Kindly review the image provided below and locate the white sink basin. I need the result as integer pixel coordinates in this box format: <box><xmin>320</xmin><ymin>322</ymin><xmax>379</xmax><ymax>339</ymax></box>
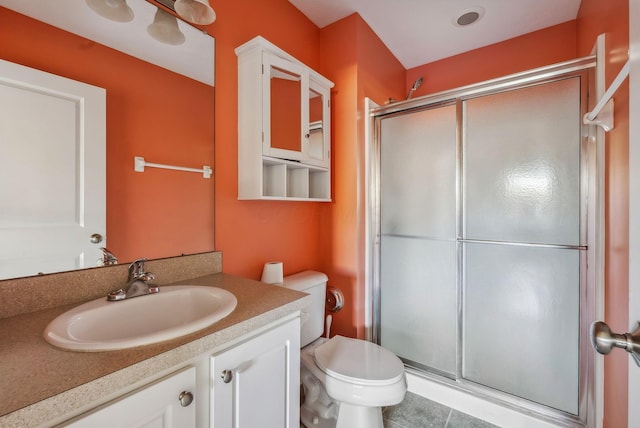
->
<box><xmin>43</xmin><ymin>285</ymin><xmax>237</xmax><ymax>352</ymax></box>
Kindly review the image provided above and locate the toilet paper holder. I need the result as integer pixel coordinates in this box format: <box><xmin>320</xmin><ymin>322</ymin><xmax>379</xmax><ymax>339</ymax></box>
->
<box><xmin>326</xmin><ymin>287</ymin><xmax>344</xmax><ymax>312</ymax></box>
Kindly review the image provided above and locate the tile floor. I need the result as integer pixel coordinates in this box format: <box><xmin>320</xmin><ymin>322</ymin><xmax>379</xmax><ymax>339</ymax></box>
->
<box><xmin>383</xmin><ymin>392</ymin><xmax>499</xmax><ymax>428</ymax></box>
<box><xmin>301</xmin><ymin>391</ymin><xmax>499</xmax><ymax>428</ymax></box>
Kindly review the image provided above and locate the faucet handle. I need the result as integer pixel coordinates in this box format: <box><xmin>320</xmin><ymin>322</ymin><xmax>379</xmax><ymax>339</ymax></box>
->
<box><xmin>128</xmin><ymin>258</ymin><xmax>148</xmax><ymax>280</ymax></box>
<box><xmin>139</xmin><ymin>272</ymin><xmax>156</xmax><ymax>282</ymax></box>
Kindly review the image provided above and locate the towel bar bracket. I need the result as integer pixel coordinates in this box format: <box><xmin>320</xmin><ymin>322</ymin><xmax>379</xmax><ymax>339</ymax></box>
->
<box><xmin>583</xmin><ymin>99</ymin><xmax>614</xmax><ymax>132</ymax></box>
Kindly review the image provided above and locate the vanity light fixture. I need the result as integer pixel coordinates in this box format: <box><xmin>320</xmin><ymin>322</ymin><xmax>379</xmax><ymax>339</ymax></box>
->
<box><xmin>174</xmin><ymin>0</ymin><xmax>216</xmax><ymax>25</ymax></box>
<box><xmin>147</xmin><ymin>8</ymin><xmax>186</xmax><ymax>45</ymax></box>
<box><xmin>85</xmin><ymin>0</ymin><xmax>134</xmax><ymax>22</ymax></box>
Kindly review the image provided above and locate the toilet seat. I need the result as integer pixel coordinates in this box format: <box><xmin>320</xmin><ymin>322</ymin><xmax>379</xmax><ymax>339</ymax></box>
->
<box><xmin>313</xmin><ymin>335</ymin><xmax>405</xmax><ymax>386</ymax></box>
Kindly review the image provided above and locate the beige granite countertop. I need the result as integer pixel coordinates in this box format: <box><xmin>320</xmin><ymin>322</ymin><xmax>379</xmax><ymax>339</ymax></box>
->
<box><xmin>0</xmin><ymin>272</ymin><xmax>308</xmax><ymax>427</ymax></box>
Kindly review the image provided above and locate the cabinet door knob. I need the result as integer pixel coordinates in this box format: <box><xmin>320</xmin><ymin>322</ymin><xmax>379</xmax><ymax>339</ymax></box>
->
<box><xmin>178</xmin><ymin>391</ymin><xmax>194</xmax><ymax>407</ymax></box>
<box><xmin>221</xmin><ymin>369</ymin><xmax>233</xmax><ymax>383</ymax></box>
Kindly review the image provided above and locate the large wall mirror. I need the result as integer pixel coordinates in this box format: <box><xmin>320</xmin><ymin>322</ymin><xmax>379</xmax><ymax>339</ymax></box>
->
<box><xmin>0</xmin><ymin>0</ymin><xmax>216</xmax><ymax>280</ymax></box>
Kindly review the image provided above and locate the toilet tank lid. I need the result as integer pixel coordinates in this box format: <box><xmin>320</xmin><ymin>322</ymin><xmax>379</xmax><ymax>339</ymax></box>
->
<box><xmin>281</xmin><ymin>271</ymin><xmax>328</xmax><ymax>292</ymax></box>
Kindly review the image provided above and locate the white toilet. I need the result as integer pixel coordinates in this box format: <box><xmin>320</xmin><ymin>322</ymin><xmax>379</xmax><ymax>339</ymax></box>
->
<box><xmin>281</xmin><ymin>271</ymin><xmax>406</xmax><ymax>428</ymax></box>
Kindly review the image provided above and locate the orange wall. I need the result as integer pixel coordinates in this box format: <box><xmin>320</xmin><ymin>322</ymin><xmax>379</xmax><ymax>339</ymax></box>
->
<box><xmin>209</xmin><ymin>0</ymin><xmax>326</xmax><ymax>280</ymax></box>
<box><xmin>407</xmin><ymin>20</ymin><xmax>578</xmax><ymax>97</ymax></box>
<box><xmin>577</xmin><ymin>1</ymin><xmax>630</xmax><ymax>427</ymax></box>
<box><xmin>0</xmin><ymin>7</ymin><xmax>215</xmax><ymax>264</ymax></box>
<box><xmin>318</xmin><ymin>14</ymin><xmax>406</xmax><ymax>338</ymax></box>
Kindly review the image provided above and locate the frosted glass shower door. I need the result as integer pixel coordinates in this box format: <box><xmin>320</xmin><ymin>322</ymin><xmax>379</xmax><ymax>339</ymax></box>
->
<box><xmin>379</xmin><ymin>104</ymin><xmax>458</xmax><ymax>376</ymax></box>
<box><xmin>461</xmin><ymin>77</ymin><xmax>583</xmax><ymax>414</ymax></box>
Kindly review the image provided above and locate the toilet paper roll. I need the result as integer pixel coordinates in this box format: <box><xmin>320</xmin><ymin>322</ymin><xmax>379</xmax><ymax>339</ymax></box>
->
<box><xmin>261</xmin><ymin>261</ymin><xmax>283</xmax><ymax>285</ymax></box>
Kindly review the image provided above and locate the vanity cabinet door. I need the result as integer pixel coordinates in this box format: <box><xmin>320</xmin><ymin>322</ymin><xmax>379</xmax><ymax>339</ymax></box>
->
<box><xmin>210</xmin><ymin>318</ymin><xmax>300</xmax><ymax>428</ymax></box>
<box><xmin>65</xmin><ymin>367</ymin><xmax>196</xmax><ymax>428</ymax></box>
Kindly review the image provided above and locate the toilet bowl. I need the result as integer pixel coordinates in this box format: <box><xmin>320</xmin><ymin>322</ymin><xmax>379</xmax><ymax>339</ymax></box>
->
<box><xmin>280</xmin><ymin>271</ymin><xmax>406</xmax><ymax>428</ymax></box>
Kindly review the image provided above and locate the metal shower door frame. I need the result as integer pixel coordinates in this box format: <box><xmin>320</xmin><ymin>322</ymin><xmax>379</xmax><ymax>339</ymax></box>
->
<box><xmin>368</xmin><ymin>56</ymin><xmax>598</xmax><ymax>427</ymax></box>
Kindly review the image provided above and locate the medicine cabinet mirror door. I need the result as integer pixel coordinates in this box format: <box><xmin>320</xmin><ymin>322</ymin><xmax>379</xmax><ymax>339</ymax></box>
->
<box><xmin>306</xmin><ymin>81</ymin><xmax>330</xmax><ymax>168</ymax></box>
<box><xmin>262</xmin><ymin>54</ymin><xmax>308</xmax><ymax>162</ymax></box>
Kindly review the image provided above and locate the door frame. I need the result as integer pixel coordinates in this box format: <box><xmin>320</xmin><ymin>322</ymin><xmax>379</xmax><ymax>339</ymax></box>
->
<box><xmin>628</xmin><ymin>0</ymin><xmax>639</xmax><ymax>424</ymax></box>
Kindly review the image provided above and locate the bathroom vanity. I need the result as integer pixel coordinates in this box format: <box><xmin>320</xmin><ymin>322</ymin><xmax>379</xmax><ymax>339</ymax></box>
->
<box><xmin>0</xmin><ymin>252</ymin><xmax>307</xmax><ymax>428</ymax></box>
<box><xmin>65</xmin><ymin>316</ymin><xmax>299</xmax><ymax>428</ymax></box>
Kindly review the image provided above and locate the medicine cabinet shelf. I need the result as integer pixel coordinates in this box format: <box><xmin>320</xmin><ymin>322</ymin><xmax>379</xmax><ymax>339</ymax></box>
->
<box><xmin>259</xmin><ymin>157</ymin><xmax>330</xmax><ymax>201</ymax></box>
<box><xmin>236</xmin><ymin>36</ymin><xmax>334</xmax><ymax>201</ymax></box>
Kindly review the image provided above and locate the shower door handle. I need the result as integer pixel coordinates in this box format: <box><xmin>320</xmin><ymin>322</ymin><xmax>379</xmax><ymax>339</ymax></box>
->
<box><xmin>590</xmin><ymin>321</ymin><xmax>640</xmax><ymax>367</ymax></box>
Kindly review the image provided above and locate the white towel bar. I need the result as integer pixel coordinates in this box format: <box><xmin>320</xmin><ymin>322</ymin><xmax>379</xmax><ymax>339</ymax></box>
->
<box><xmin>134</xmin><ymin>156</ymin><xmax>212</xmax><ymax>178</ymax></box>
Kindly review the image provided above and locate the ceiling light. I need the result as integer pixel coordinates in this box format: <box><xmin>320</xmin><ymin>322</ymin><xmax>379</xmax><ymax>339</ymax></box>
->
<box><xmin>85</xmin><ymin>0</ymin><xmax>134</xmax><ymax>22</ymax></box>
<box><xmin>147</xmin><ymin>8</ymin><xmax>186</xmax><ymax>45</ymax></box>
<box><xmin>453</xmin><ymin>7</ymin><xmax>485</xmax><ymax>27</ymax></box>
<box><xmin>174</xmin><ymin>0</ymin><xmax>216</xmax><ymax>25</ymax></box>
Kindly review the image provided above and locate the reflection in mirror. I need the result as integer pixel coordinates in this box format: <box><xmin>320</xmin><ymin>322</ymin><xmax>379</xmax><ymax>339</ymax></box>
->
<box><xmin>147</xmin><ymin>8</ymin><xmax>186</xmax><ymax>46</ymax></box>
<box><xmin>308</xmin><ymin>88</ymin><xmax>324</xmax><ymax>162</ymax></box>
<box><xmin>270</xmin><ymin>65</ymin><xmax>303</xmax><ymax>153</ymax></box>
<box><xmin>0</xmin><ymin>0</ymin><xmax>214</xmax><ymax>85</ymax></box>
<box><xmin>0</xmin><ymin>1</ymin><xmax>216</xmax><ymax>281</ymax></box>
<box><xmin>0</xmin><ymin>58</ymin><xmax>106</xmax><ymax>280</ymax></box>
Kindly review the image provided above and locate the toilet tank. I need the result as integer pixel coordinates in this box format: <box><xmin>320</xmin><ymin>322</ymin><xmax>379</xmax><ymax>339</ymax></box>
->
<box><xmin>281</xmin><ymin>271</ymin><xmax>327</xmax><ymax>347</ymax></box>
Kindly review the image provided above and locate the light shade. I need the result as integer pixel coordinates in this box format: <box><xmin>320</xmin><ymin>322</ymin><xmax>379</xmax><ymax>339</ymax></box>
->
<box><xmin>174</xmin><ymin>0</ymin><xmax>216</xmax><ymax>25</ymax></box>
<box><xmin>147</xmin><ymin>8</ymin><xmax>186</xmax><ymax>45</ymax></box>
<box><xmin>85</xmin><ymin>0</ymin><xmax>134</xmax><ymax>22</ymax></box>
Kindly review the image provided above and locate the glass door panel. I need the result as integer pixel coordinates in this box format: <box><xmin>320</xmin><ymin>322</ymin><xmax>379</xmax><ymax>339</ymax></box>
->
<box><xmin>460</xmin><ymin>77</ymin><xmax>585</xmax><ymax>416</ymax></box>
<box><xmin>463</xmin><ymin>78</ymin><xmax>582</xmax><ymax>246</ymax></box>
<box><xmin>381</xmin><ymin>236</ymin><xmax>457</xmax><ymax>375</ymax></box>
<box><xmin>380</xmin><ymin>105</ymin><xmax>457</xmax><ymax>238</ymax></box>
<box><xmin>379</xmin><ymin>104</ymin><xmax>457</xmax><ymax>375</ymax></box>
<box><xmin>462</xmin><ymin>242</ymin><xmax>581</xmax><ymax>414</ymax></box>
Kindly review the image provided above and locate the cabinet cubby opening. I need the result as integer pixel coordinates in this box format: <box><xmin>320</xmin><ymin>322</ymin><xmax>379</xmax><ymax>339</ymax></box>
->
<box><xmin>262</xmin><ymin>162</ymin><xmax>286</xmax><ymax>197</ymax></box>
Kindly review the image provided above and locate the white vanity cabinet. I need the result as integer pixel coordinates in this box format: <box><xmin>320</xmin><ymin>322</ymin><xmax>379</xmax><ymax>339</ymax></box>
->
<box><xmin>58</xmin><ymin>316</ymin><xmax>300</xmax><ymax>428</ymax></box>
<box><xmin>210</xmin><ymin>317</ymin><xmax>300</xmax><ymax>428</ymax></box>
<box><xmin>65</xmin><ymin>367</ymin><xmax>197</xmax><ymax>427</ymax></box>
<box><xmin>236</xmin><ymin>36</ymin><xmax>334</xmax><ymax>201</ymax></box>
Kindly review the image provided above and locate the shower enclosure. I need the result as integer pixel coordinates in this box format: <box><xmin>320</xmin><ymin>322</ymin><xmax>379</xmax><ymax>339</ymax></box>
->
<box><xmin>370</xmin><ymin>57</ymin><xmax>598</xmax><ymax>426</ymax></box>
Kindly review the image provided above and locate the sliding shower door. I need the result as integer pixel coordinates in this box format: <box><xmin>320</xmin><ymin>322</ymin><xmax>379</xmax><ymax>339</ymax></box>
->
<box><xmin>374</xmin><ymin>67</ymin><xmax>593</xmax><ymax>424</ymax></box>
<box><xmin>379</xmin><ymin>103</ymin><xmax>458</xmax><ymax>377</ymax></box>
<box><xmin>461</xmin><ymin>78</ymin><xmax>583</xmax><ymax>414</ymax></box>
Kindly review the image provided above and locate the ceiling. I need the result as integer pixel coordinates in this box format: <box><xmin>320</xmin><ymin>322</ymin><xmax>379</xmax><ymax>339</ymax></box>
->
<box><xmin>288</xmin><ymin>0</ymin><xmax>582</xmax><ymax>69</ymax></box>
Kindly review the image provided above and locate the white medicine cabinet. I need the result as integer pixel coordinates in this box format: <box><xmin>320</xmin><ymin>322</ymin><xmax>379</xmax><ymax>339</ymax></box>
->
<box><xmin>236</xmin><ymin>36</ymin><xmax>334</xmax><ymax>201</ymax></box>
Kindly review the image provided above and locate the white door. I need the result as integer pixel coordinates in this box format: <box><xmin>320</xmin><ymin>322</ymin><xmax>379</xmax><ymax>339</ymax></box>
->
<box><xmin>0</xmin><ymin>59</ymin><xmax>106</xmax><ymax>279</ymax></box>
<box><xmin>628</xmin><ymin>0</ymin><xmax>640</xmax><ymax>423</ymax></box>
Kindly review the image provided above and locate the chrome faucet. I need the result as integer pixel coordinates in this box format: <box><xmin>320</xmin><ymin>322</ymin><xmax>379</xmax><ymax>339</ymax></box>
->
<box><xmin>99</xmin><ymin>247</ymin><xmax>119</xmax><ymax>266</ymax></box>
<box><xmin>107</xmin><ymin>258</ymin><xmax>159</xmax><ymax>301</ymax></box>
